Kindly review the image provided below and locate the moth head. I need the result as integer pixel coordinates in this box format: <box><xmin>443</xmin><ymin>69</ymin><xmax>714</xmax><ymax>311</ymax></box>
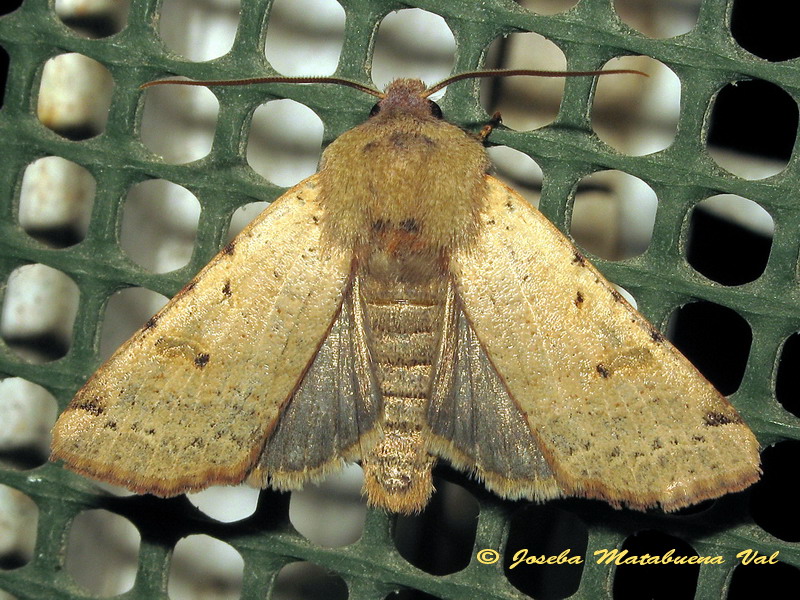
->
<box><xmin>368</xmin><ymin>79</ymin><xmax>443</xmax><ymax>121</ymax></box>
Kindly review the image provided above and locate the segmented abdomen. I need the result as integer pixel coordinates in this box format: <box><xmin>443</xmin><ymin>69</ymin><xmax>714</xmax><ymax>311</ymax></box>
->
<box><xmin>358</xmin><ymin>249</ymin><xmax>447</xmax><ymax>512</ymax></box>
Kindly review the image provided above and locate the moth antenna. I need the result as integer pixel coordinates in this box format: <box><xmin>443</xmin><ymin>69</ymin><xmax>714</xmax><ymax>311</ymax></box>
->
<box><xmin>140</xmin><ymin>76</ymin><xmax>385</xmax><ymax>98</ymax></box>
<box><xmin>422</xmin><ymin>68</ymin><xmax>648</xmax><ymax>98</ymax></box>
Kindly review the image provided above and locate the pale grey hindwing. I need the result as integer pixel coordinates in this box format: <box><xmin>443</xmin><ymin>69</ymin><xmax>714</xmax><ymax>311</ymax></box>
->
<box><xmin>256</xmin><ymin>280</ymin><xmax>381</xmax><ymax>474</ymax></box>
<box><xmin>427</xmin><ymin>283</ymin><xmax>555</xmax><ymax>482</ymax></box>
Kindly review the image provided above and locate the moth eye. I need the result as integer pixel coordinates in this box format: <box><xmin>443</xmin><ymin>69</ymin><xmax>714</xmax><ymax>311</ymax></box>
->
<box><xmin>369</xmin><ymin>103</ymin><xmax>381</xmax><ymax>117</ymax></box>
<box><xmin>428</xmin><ymin>100</ymin><xmax>443</xmax><ymax>119</ymax></box>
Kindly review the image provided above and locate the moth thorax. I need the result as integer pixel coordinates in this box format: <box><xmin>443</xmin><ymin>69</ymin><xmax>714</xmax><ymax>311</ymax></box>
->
<box><xmin>318</xmin><ymin>115</ymin><xmax>489</xmax><ymax>251</ymax></box>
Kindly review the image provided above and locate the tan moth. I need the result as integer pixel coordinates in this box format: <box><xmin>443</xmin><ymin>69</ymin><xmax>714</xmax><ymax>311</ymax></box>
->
<box><xmin>51</xmin><ymin>70</ymin><xmax>761</xmax><ymax>513</ymax></box>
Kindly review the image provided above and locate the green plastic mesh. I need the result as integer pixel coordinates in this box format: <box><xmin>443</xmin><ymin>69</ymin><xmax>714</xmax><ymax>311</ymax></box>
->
<box><xmin>1</xmin><ymin>0</ymin><xmax>800</xmax><ymax>598</ymax></box>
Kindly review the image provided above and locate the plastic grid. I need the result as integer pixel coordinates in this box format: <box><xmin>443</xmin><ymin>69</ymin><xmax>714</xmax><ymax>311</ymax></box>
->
<box><xmin>1</xmin><ymin>0</ymin><xmax>800</xmax><ymax>598</ymax></box>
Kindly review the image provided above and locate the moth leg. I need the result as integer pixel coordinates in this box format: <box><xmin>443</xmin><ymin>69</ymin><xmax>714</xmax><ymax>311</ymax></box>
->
<box><xmin>477</xmin><ymin>112</ymin><xmax>503</xmax><ymax>142</ymax></box>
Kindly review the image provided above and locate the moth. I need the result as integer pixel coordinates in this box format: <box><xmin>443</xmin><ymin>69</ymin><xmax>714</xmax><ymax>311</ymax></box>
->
<box><xmin>51</xmin><ymin>70</ymin><xmax>761</xmax><ymax>513</ymax></box>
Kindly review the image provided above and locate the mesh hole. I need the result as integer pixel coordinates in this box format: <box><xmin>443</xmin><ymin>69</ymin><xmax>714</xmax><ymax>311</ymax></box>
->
<box><xmin>1</xmin><ymin>264</ymin><xmax>80</xmax><ymax>363</ymax></box>
<box><xmin>707</xmin><ymin>79</ymin><xmax>797</xmax><ymax>179</ymax></box>
<box><xmin>100</xmin><ymin>287</ymin><xmax>168</xmax><ymax>361</ymax></box>
<box><xmin>371</xmin><ymin>9</ymin><xmax>455</xmax><ymax>90</ymax></box>
<box><xmin>0</xmin><ymin>1</ymin><xmax>22</xmax><ymax>17</ymax></box>
<box><xmin>503</xmin><ymin>506</ymin><xmax>587</xmax><ymax>600</ymax></box>
<box><xmin>18</xmin><ymin>156</ymin><xmax>95</xmax><ymax>248</ymax></box>
<box><xmin>0</xmin><ymin>378</ymin><xmax>57</xmax><ymax>467</ymax></box>
<box><xmin>247</xmin><ymin>99</ymin><xmax>323</xmax><ymax>187</ymax></box>
<box><xmin>65</xmin><ymin>509</ymin><xmax>139</xmax><ymax>595</ymax></box>
<box><xmin>519</xmin><ymin>1</ymin><xmax>579</xmax><ymax>16</ymax></box>
<box><xmin>37</xmin><ymin>53</ymin><xmax>112</xmax><ymax>139</ymax></box>
<box><xmin>289</xmin><ymin>465</ymin><xmax>365</xmax><ymax>548</ymax></box>
<box><xmin>264</xmin><ymin>0</ymin><xmax>345</xmax><ymax>76</ymax></box>
<box><xmin>0</xmin><ymin>485</ymin><xmax>37</xmax><ymax>569</ymax></box>
<box><xmin>685</xmin><ymin>195</ymin><xmax>773</xmax><ymax>286</ymax></box>
<box><xmin>729</xmin><ymin>557</ymin><xmax>800</xmax><ymax>598</ymax></box>
<box><xmin>227</xmin><ymin>201</ymin><xmax>270</xmax><ymax>242</ymax></box>
<box><xmin>481</xmin><ymin>31</ymin><xmax>566</xmax><ymax>132</ymax></box>
<box><xmin>571</xmin><ymin>170</ymin><xmax>657</xmax><ymax>260</ymax></box>
<box><xmin>120</xmin><ymin>179</ymin><xmax>201</xmax><ymax>273</ymax></box>
<box><xmin>158</xmin><ymin>0</ymin><xmax>239</xmax><ymax>62</ymax></box>
<box><xmin>55</xmin><ymin>0</ymin><xmax>130</xmax><ymax>39</ymax></box>
<box><xmin>776</xmin><ymin>333</ymin><xmax>800</xmax><ymax>419</ymax></box>
<box><xmin>593</xmin><ymin>57</ymin><xmax>679</xmax><ymax>156</ymax></box>
<box><xmin>731</xmin><ymin>0</ymin><xmax>800</xmax><ymax>62</ymax></box>
<box><xmin>141</xmin><ymin>83</ymin><xmax>218</xmax><ymax>164</ymax></box>
<box><xmin>614</xmin><ymin>0</ymin><xmax>701</xmax><ymax>38</ymax></box>
<box><xmin>487</xmin><ymin>146</ymin><xmax>542</xmax><ymax>209</ymax></box>
<box><xmin>187</xmin><ymin>485</ymin><xmax>260</xmax><ymax>523</ymax></box>
<box><xmin>612</xmin><ymin>531</ymin><xmax>699</xmax><ymax>599</ymax></box>
<box><xmin>613</xmin><ymin>284</ymin><xmax>638</xmax><ymax>309</ymax></box>
<box><xmin>168</xmin><ymin>535</ymin><xmax>243</xmax><ymax>600</ymax></box>
<box><xmin>393</xmin><ymin>477</ymin><xmax>479</xmax><ymax>575</ymax></box>
<box><xmin>272</xmin><ymin>561</ymin><xmax>348</xmax><ymax>600</ymax></box>
<box><xmin>667</xmin><ymin>301</ymin><xmax>752</xmax><ymax>395</ymax></box>
<box><xmin>750</xmin><ymin>440</ymin><xmax>800</xmax><ymax>542</ymax></box>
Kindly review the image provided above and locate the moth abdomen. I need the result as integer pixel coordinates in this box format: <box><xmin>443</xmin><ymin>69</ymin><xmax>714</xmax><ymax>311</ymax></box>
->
<box><xmin>358</xmin><ymin>243</ymin><xmax>448</xmax><ymax>513</ymax></box>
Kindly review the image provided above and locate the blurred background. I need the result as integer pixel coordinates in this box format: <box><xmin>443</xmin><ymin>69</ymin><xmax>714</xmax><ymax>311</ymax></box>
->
<box><xmin>2</xmin><ymin>1</ymin><xmax>798</xmax><ymax>599</ymax></box>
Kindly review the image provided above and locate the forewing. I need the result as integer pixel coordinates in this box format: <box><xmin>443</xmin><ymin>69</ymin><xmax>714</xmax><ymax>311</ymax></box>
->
<box><xmin>450</xmin><ymin>176</ymin><xmax>760</xmax><ymax>511</ymax></box>
<box><xmin>249</xmin><ymin>279</ymin><xmax>381</xmax><ymax>489</ymax></box>
<box><xmin>51</xmin><ymin>176</ymin><xmax>354</xmax><ymax>496</ymax></box>
<box><xmin>428</xmin><ymin>282</ymin><xmax>561</xmax><ymax>502</ymax></box>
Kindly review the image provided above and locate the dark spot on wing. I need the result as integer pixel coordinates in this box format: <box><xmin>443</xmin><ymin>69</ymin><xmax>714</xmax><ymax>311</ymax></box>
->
<box><xmin>312</xmin><ymin>215</ymin><xmax>319</xmax><ymax>224</ymax></box>
<box><xmin>650</xmin><ymin>327</ymin><xmax>665</xmax><ymax>343</ymax></box>
<box><xmin>74</xmin><ymin>400</ymin><xmax>104</xmax><ymax>416</ymax></box>
<box><xmin>194</xmin><ymin>353</ymin><xmax>210</xmax><ymax>368</ymax></box>
<box><xmin>704</xmin><ymin>411</ymin><xmax>741</xmax><ymax>426</ymax></box>
<box><xmin>572</xmin><ymin>251</ymin><xmax>586</xmax><ymax>266</ymax></box>
<box><xmin>222</xmin><ymin>280</ymin><xmax>232</xmax><ymax>298</ymax></box>
<box><xmin>574</xmin><ymin>291</ymin><xmax>584</xmax><ymax>307</ymax></box>
<box><xmin>144</xmin><ymin>315</ymin><xmax>158</xmax><ymax>330</ymax></box>
<box><xmin>596</xmin><ymin>363</ymin><xmax>610</xmax><ymax>378</ymax></box>
<box><xmin>103</xmin><ymin>420</ymin><xmax>117</xmax><ymax>430</ymax></box>
<box><xmin>184</xmin><ymin>281</ymin><xmax>196</xmax><ymax>293</ymax></box>
<box><xmin>362</xmin><ymin>140</ymin><xmax>379</xmax><ymax>153</ymax></box>
<box><xmin>222</xmin><ymin>241</ymin><xmax>236</xmax><ymax>255</ymax></box>
<box><xmin>372</xmin><ymin>219</ymin><xmax>387</xmax><ymax>232</ymax></box>
<box><xmin>610</xmin><ymin>288</ymin><xmax>624</xmax><ymax>303</ymax></box>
